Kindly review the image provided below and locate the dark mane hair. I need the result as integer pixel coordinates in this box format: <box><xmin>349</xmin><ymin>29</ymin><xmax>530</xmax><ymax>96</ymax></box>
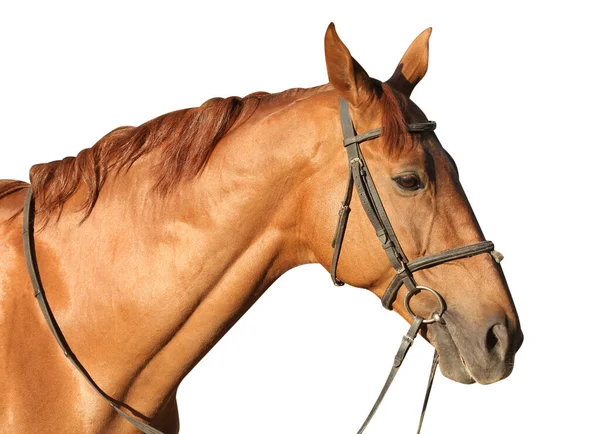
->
<box><xmin>22</xmin><ymin>82</ymin><xmax>410</xmax><ymax>222</ymax></box>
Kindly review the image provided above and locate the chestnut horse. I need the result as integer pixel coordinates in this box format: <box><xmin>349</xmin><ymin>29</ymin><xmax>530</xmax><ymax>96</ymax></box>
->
<box><xmin>0</xmin><ymin>24</ymin><xmax>522</xmax><ymax>433</ymax></box>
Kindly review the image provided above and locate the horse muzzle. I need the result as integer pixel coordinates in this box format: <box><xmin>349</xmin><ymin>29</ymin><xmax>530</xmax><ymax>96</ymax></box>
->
<box><xmin>429</xmin><ymin>310</ymin><xmax>524</xmax><ymax>385</ymax></box>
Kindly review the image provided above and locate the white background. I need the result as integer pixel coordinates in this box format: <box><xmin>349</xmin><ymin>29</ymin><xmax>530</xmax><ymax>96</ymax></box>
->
<box><xmin>1</xmin><ymin>1</ymin><xmax>598</xmax><ymax>433</ymax></box>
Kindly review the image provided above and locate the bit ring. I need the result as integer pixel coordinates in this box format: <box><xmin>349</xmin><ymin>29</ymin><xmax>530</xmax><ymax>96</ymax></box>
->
<box><xmin>404</xmin><ymin>285</ymin><xmax>446</xmax><ymax>324</ymax></box>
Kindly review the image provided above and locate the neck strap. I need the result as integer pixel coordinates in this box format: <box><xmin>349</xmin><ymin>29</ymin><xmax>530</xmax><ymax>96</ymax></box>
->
<box><xmin>22</xmin><ymin>189</ymin><xmax>165</xmax><ymax>434</ymax></box>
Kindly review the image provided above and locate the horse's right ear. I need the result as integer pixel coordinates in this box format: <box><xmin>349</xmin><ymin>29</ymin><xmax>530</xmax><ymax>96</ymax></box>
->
<box><xmin>324</xmin><ymin>23</ymin><xmax>375</xmax><ymax>107</ymax></box>
<box><xmin>386</xmin><ymin>28</ymin><xmax>432</xmax><ymax>96</ymax></box>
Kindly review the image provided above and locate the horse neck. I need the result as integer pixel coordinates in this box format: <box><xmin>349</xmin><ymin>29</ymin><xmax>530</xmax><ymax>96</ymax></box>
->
<box><xmin>31</xmin><ymin>91</ymin><xmax>332</xmax><ymax>415</ymax></box>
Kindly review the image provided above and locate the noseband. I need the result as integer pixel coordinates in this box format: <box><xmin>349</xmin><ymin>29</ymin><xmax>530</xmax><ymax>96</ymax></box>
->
<box><xmin>331</xmin><ymin>98</ymin><xmax>501</xmax><ymax>433</ymax></box>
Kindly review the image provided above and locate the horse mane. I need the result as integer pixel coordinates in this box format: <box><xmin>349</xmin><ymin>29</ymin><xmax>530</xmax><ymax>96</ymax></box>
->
<box><xmin>0</xmin><ymin>180</ymin><xmax>29</xmax><ymax>201</ymax></box>
<box><xmin>26</xmin><ymin>82</ymin><xmax>409</xmax><ymax>222</ymax></box>
<box><xmin>29</xmin><ymin>92</ymin><xmax>271</xmax><ymax>221</ymax></box>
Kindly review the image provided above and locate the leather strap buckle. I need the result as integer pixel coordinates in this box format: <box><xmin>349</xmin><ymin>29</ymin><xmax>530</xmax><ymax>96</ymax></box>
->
<box><xmin>395</xmin><ymin>261</ymin><xmax>406</xmax><ymax>275</ymax></box>
<box><xmin>338</xmin><ymin>204</ymin><xmax>349</xmax><ymax>216</ymax></box>
<box><xmin>349</xmin><ymin>157</ymin><xmax>363</xmax><ymax>167</ymax></box>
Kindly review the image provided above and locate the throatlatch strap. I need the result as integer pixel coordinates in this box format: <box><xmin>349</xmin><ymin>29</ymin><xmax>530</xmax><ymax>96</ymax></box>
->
<box><xmin>22</xmin><ymin>189</ymin><xmax>165</xmax><ymax>434</ymax></box>
<box><xmin>331</xmin><ymin>170</ymin><xmax>355</xmax><ymax>285</ymax></box>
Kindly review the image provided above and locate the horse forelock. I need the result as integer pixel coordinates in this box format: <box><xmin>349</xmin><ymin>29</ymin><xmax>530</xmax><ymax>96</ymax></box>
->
<box><xmin>377</xmin><ymin>82</ymin><xmax>417</xmax><ymax>157</ymax></box>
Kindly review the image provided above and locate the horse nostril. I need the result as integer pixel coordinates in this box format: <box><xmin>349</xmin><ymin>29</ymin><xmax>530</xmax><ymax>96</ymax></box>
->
<box><xmin>485</xmin><ymin>325</ymin><xmax>500</xmax><ymax>353</ymax></box>
<box><xmin>485</xmin><ymin>323</ymin><xmax>509</xmax><ymax>356</ymax></box>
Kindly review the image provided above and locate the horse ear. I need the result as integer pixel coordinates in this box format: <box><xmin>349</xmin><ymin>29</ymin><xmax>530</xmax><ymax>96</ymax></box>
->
<box><xmin>324</xmin><ymin>23</ymin><xmax>374</xmax><ymax>107</ymax></box>
<box><xmin>386</xmin><ymin>28</ymin><xmax>432</xmax><ymax>96</ymax></box>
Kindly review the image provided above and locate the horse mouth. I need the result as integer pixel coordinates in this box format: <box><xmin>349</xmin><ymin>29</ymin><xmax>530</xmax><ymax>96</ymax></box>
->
<box><xmin>428</xmin><ymin>315</ymin><xmax>515</xmax><ymax>385</ymax></box>
<box><xmin>429</xmin><ymin>323</ymin><xmax>476</xmax><ymax>384</ymax></box>
<box><xmin>459</xmin><ymin>355</ymin><xmax>476</xmax><ymax>380</ymax></box>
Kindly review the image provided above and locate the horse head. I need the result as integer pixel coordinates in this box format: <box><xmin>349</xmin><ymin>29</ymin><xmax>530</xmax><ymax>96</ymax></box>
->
<box><xmin>304</xmin><ymin>24</ymin><xmax>523</xmax><ymax>385</ymax></box>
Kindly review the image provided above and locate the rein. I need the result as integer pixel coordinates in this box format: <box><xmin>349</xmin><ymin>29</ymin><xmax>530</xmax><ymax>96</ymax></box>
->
<box><xmin>22</xmin><ymin>97</ymin><xmax>502</xmax><ymax>433</ymax></box>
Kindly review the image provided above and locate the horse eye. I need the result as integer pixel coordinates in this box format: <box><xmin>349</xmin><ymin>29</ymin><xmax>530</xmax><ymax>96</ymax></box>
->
<box><xmin>394</xmin><ymin>173</ymin><xmax>422</xmax><ymax>191</ymax></box>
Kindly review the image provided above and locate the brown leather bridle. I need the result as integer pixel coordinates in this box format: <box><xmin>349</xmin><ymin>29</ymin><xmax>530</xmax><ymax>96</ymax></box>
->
<box><xmin>331</xmin><ymin>97</ymin><xmax>502</xmax><ymax>433</ymax></box>
<box><xmin>22</xmin><ymin>97</ymin><xmax>502</xmax><ymax>434</ymax></box>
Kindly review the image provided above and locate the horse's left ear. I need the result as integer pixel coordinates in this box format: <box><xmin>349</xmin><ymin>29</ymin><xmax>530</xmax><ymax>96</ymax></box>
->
<box><xmin>324</xmin><ymin>23</ymin><xmax>375</xmax><ymax>107</ymax></box>
<box><xmin>387</xmin><ymin>28</ymin><xmax>432</xmax><ymax>96</ymax></box>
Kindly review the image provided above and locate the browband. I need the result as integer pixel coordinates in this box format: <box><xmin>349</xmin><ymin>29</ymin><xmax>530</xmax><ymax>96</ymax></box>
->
<box><xmin>343</xmin><ymin>122</ymin><xmax>436</xmax><ymax>147</ymax></box>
